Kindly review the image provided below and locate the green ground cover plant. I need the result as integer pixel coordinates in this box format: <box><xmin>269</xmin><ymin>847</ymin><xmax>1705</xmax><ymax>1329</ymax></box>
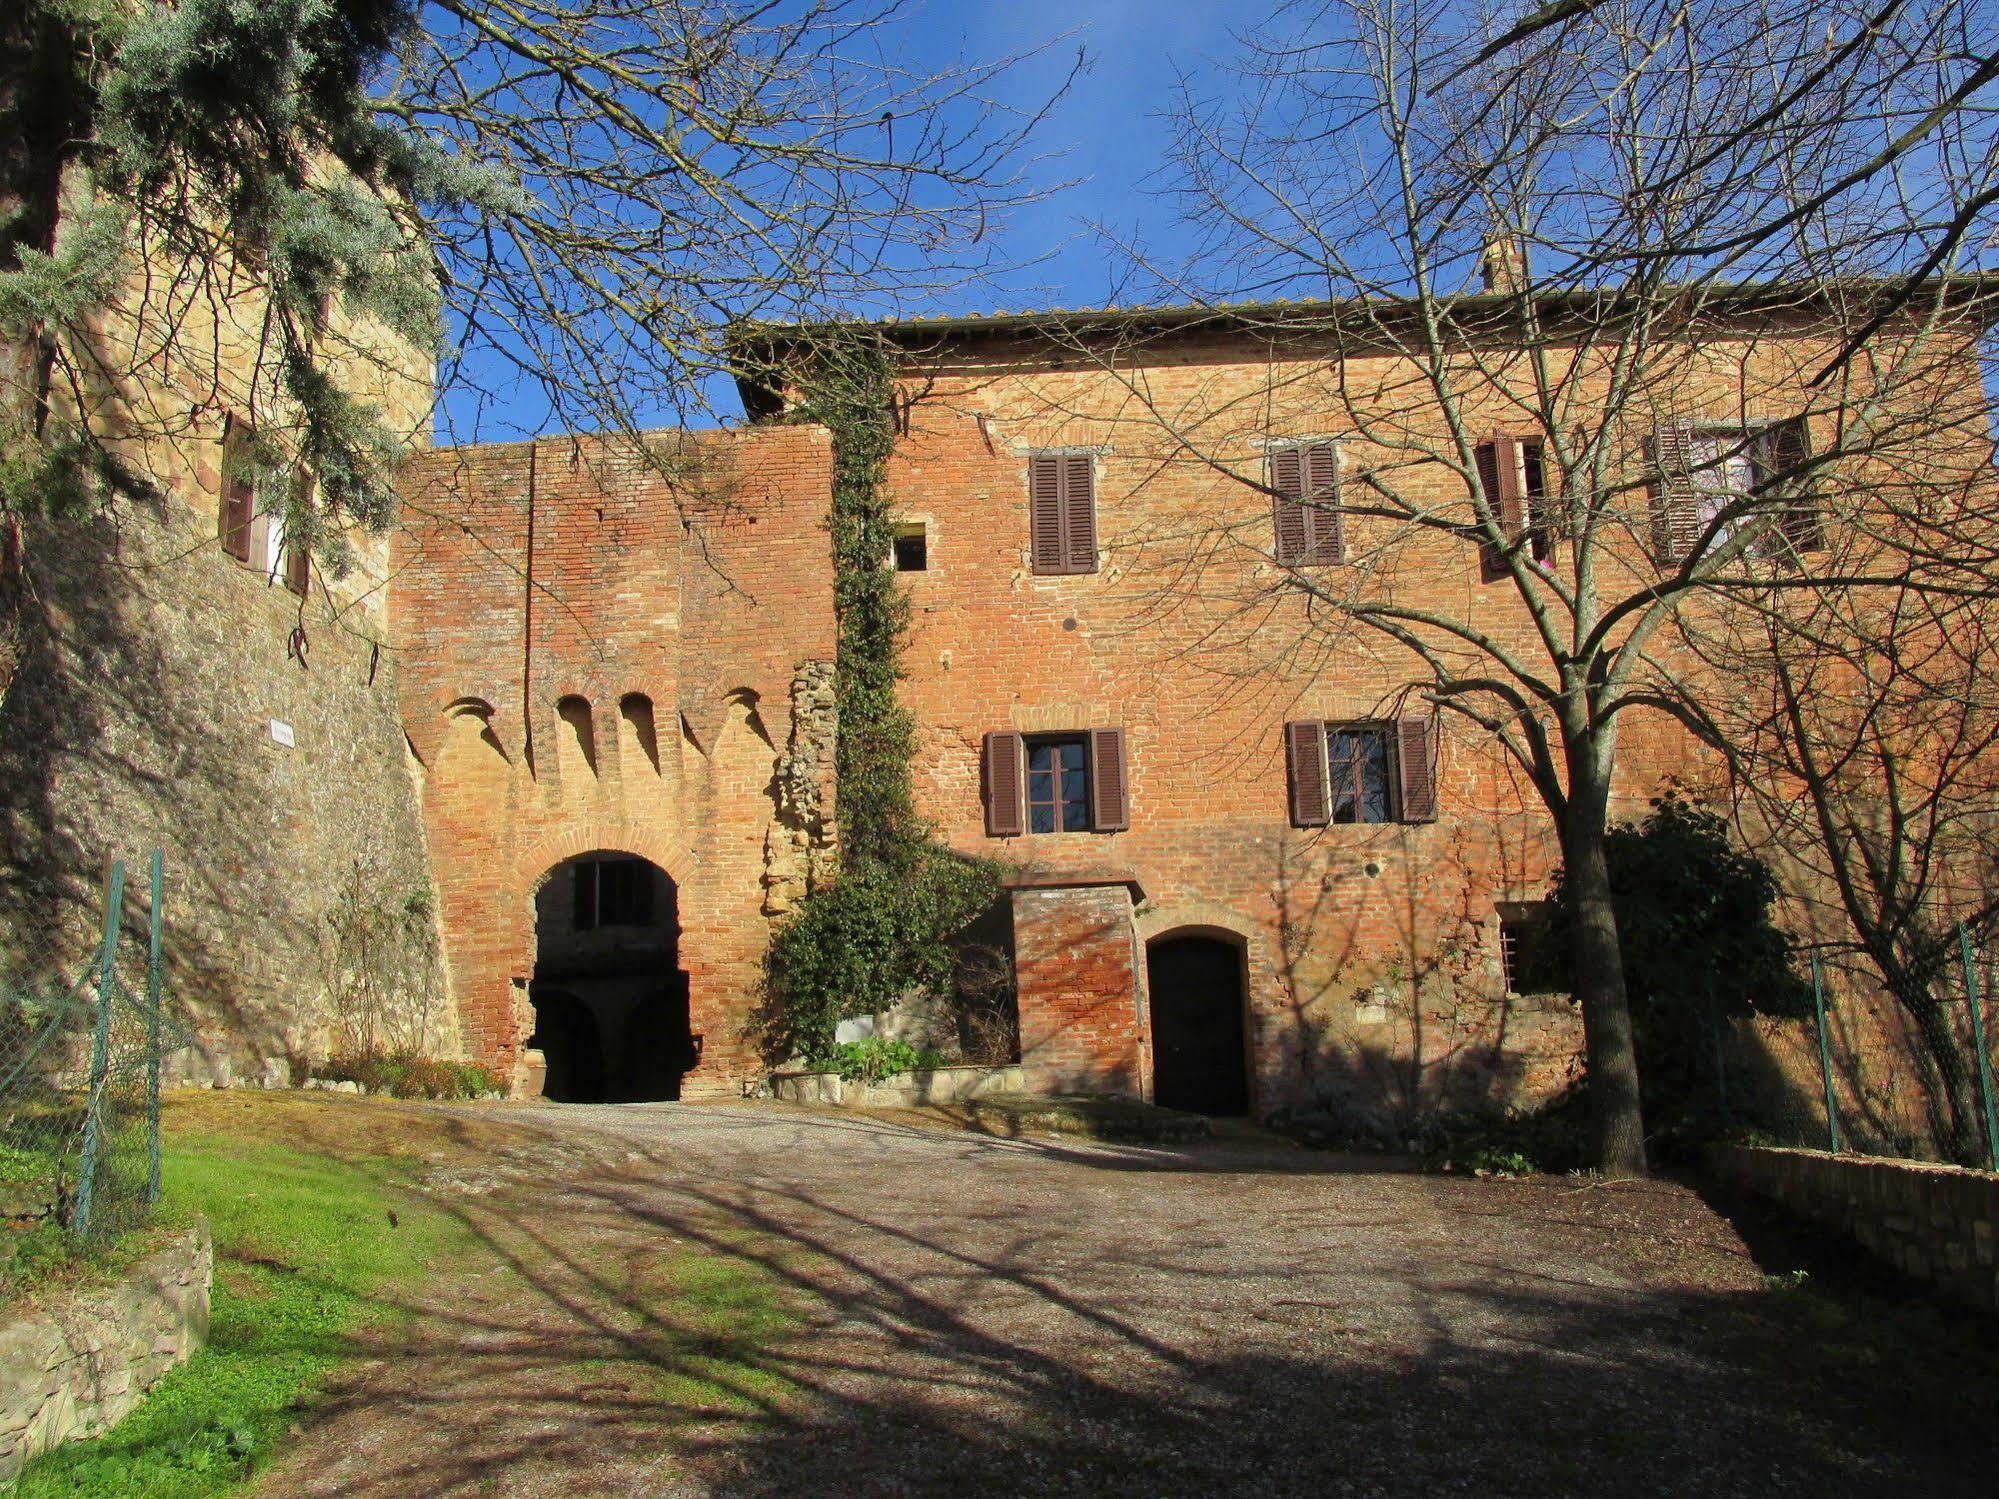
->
<box><xmin>11</xmin><ymin>1106</ymin><xmax>464</xmax><ymax>1497</ymax></box>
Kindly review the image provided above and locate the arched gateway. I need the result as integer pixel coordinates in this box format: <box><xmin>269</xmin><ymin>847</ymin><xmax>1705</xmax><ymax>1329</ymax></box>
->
<box><xmin>527</xmin><ymin>851</ymin><xmax>695</xmax><ymax>1101</ymax></box>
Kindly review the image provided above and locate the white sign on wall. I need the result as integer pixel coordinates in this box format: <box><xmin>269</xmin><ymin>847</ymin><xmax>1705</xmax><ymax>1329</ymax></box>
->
<box><xmin>268</xmin><ymin>719</ymin><xmax>295</xmax><ymax>748</ymax></box>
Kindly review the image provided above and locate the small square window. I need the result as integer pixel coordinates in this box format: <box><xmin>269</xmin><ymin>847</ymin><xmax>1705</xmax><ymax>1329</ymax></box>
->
<box><xmin>573</xmin><ymin>857</ymin><xmax>654</xmax><ymax>930</ymax></box>
<box><xmin>1497</xmin><ymin>901</ymin><xmax>1560</xmax><ymax>995</ymax></box>
<box><xmin>893</xmin><ymin>525</ymin><xmax>928</xmax><ymax>572</ymax></box>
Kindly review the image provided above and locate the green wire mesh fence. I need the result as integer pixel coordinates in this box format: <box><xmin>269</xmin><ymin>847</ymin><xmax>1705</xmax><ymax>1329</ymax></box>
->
<box><xmin>2</xmin><ymin>853</ymin><xmax>188</xmax><ymax>1292</ymax></box>
<box><xmin>1717</xmin><ymin>923</ymin><xmax>1999</xmax><ymax>1171</ymax></box>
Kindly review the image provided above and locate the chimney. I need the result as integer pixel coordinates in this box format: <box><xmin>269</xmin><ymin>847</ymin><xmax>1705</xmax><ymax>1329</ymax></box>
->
<box><xmin>1481</xmin><ymin>236</ymin><xmax>1528</xmax><ymax>294</ymax></box>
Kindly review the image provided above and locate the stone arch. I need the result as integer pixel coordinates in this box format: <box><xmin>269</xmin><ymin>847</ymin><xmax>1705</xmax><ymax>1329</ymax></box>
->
<box><xmin>512</xmin><ymin>823</ymin><xmax>693</xmax><ymax>975</ymax></box>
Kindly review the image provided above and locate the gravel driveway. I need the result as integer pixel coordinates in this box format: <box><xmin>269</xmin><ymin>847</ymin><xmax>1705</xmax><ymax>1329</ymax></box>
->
<box><xmin>255</xmin><ymin>1100</ymin><xmax>1993</xmax><ymax>1498</ymax></box>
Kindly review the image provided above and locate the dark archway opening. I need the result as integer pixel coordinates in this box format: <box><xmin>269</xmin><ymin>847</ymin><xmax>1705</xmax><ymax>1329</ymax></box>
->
<box><xmin>528</xmin><ymin>852</ymin><xmax>693</xmax><ymax>1102</ymax></box>
<box><xmin>1147</xmin><ymin>934</ymin><xmax>1250</xmax><ymax>1116</ymax></box>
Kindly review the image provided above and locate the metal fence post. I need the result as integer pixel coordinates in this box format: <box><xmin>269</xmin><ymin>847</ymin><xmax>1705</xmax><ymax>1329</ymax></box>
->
<box><xmin>74</xmin><ymin>858</ymin><xmax>126</xmax><ymax>1236</ymax></box>
<box><xmin>146</xmin><ymin>850</ymin><xmax>165</xmax><ymax>1204</ymax></box>
<box><xmin>1959</xmin><ymin>922</ymin><xmax>1999</xmax><ymax>1174</ymax></box>
<box><xmin>1811</xmin><ymin>950</ymin><xmax>1841</xmax><ymax>1154</ymax></box>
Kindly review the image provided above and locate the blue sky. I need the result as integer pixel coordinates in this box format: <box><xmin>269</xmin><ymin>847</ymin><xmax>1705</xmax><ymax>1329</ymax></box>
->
<box><xmin>436</xmin><ymin>1</ymin><xmax>1248</xmax><ymax>438</ymax></box>
<box><xmin>906</xmin><ymin>0</ymin><xmax>1244</xmax><ymax>315</ymax></box>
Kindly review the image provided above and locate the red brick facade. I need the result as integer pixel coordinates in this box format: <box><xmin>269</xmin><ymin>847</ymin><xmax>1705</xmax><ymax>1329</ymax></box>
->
<box><xmin>394</xmin><ymin>309</ymin><xmax>1991</xmax><ymax>1127</ymax></box>
<box><xmin>392</xmin><ymin>429</ymin><xmax>836</xmax><ymax>1095</ymax></box>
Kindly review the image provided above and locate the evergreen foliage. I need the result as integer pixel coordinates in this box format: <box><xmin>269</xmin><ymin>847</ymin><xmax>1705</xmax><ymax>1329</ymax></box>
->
<box><xmin>762</xmin><ymin>331</ymin><xmax>1000</xmax><ymax>1066</ymax></box>
<box><xmin>1545</xmin><ymin>794</ymin><xmax>1812</xmax><ymax>1151</ymax></box>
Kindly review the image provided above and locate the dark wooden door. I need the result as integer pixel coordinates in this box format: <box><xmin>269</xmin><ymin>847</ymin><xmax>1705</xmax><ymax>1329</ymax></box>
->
<box><xmin>1147</xmin><ymin>936</ymin><xmax>1250</xmax><ymax>1116</ymax></box>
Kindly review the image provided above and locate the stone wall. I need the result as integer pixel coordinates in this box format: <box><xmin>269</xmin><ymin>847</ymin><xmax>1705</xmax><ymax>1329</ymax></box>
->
<box><xmin>1709</xmin><ymin>1144</ymin><xmax>1999</xmax><ymax>1311</ymax></box>
<box><xmin>0</xmin><ymin>474</ymin><xmax>443</xmax><ymax>1078</ymax></box>
<box><xmin>0</xmin><ymin>1221</ymin><xmax>213</xmax><ymax>1482</ymax></box>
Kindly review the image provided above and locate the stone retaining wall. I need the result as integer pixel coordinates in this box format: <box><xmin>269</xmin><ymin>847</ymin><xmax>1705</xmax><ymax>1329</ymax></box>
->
<box><xmin>0</xmin><ymin>1221</ymin><xmax>213</xmax><ymax>1482</ymax></box>
<box><xmin>770</xmin><ymin>1063</ymin><xmax>1027</xmax><ymax>1109</ymax></box>
<box><xmin>1709</xmin><ymin>1145</ymin><xmax>1999</xmax><ymax>1311</ymax></box>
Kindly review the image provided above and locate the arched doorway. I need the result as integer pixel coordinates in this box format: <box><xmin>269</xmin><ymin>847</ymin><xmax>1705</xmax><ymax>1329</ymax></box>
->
<box><xmin>1146</xmin><ymin>933</ymin><xmax>1250</xmax><ymax>1116</ymax></box>
<box><xmin>527</xmin><ymin>851</ymin><xmax>694</xmax><ymax>1102</ymax></box>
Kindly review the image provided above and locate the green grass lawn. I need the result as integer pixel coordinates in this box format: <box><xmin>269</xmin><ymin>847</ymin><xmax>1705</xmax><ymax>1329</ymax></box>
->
<box><xmin>11</xmin><ymin>1107</ymin><xmax>466</xmax><ymax>1498</ymax></box>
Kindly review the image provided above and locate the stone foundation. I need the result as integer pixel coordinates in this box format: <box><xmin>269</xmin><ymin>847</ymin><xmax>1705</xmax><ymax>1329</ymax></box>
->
<box><xmin>0</xmin><ymin>1220</ymin><xmax>213</xmax><ymax>1481</ymax></box>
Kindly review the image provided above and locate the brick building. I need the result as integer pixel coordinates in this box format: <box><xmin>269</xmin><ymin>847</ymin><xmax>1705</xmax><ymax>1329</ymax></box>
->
<box><xmin>396</xmin><ymin>290</ymin><xmax>1992</xmax><ymax>1124</ymax></box>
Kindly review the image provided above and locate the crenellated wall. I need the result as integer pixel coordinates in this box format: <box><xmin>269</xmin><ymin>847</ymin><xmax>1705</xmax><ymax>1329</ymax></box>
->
<box><xmin>391</xmin><ymin>427</ymin><xmax>837</xmax><ymax>1094</ymax></box>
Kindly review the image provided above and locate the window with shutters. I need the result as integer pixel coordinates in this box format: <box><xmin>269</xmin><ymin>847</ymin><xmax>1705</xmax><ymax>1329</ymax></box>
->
<box><xmin>218</xmin><ymin>416</ymin><xmax>310</xmax><ymax>595</ymax></box>
<box><xmin>1655</xmin><ymin>419</ymin><xmax>1820</xmax><ymax>563</ymax></box>
<box><xmin>1287</xmin><ymin>717</ymin><xmax>1437</xmax><ymax>826</ymax></box>
<box><xmin>1474</xmin><ymin>436</ymin><xmax>1555</xmax><ymax>581</ymax></box>
<box><xmin>1270</xmin><ymin>442</ymin><xmax>1344</xmax><ymax>566</ymax></box>
<box><xmin>1026</xmin><ymin>452</ymin><xmax>1098</xmax><ymax>575</ymax></box>
<box><xmin>984</xmin><ymin>727</ymin><xmax>1128</xmax><ymax>836</ymax></box>
<box><xmin>573</xmin><ymin>856</ymin><xmax>653</xmax><ymax>931</ymax></box>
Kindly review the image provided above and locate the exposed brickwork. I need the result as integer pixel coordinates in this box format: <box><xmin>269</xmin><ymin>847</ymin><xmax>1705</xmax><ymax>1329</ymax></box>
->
<box><xmin>1011</xmin><ymin>884</ymin><xmax>1146</xmax><ymax>1093</ymax></box>
<box><xmin>391</xmin><ymin>429</ymin><xmax>836</xmax><ymax>1094</ymax></box>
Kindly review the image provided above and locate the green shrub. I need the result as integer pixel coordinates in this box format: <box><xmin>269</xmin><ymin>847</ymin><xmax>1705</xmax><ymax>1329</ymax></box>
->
<box><xmin>315</xmin><ymin>1050</ymin><xmax>500</xmax><ymax>1100</ymax></box>
<box><xmin>1415</xmin><ymin>1088</ymin><xmax>1592</xmax><ymax>1176</ymax></box>
<box><xmin>821</xmin><ymin>1037</ymin><xmax>951</xmax><ymax>1084</ymax></box>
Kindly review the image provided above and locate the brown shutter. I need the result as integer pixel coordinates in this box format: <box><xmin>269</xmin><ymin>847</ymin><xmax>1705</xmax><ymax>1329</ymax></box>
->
<box><xmin>1088</xmin><ymin>727</ymin><xmax>1129</xmax><ymax>832</ymax></box>
<box><xmin>1303</xmin><ymin>442</ymin><xmax>1344</xmax><ymax>563</ymax></box>
<box><xmin>1476</xmin><ymin>435</ymin><xmax>1526</xmax><ymax>581</ymax></box>
<box><xmin>283</xmin><ymin>476</ymin><xmax>311</xmax><ymax>596</ymax></box>
<box><xmin>983</xmin><ymin>731</ymin><xmax>1025</xmax><ymax>837</ymax></box>
<box><xmin>1062</xmin><ymin>452</ymin><xmax>1097</xmax><ymax>573</ymax></box>
<box><xmin>1271</xmin><ymin>447</ymin><xmax>1308</xmax><ymax>565</ymax></box>
<box><xmin>219</xmin><ymin>416</ymin><xmax>255</xmax><ymax>562</ymax></box>
<box><xmin>1286</xmin><ymin>720</ymin><xmax>1330</xmax><ymax>827</ymax></box>
<box><xmin>1650</xmin><ymin>420</ymin><xmax>1700</xmax><ymax>565</ymax></box>
<box><xmin>1028</xmin><ymin>456</ymin><xmax>1064</xmax><ymax>573</ymax></box>
<box><xmin>1762</xmin><ymin>420</ymin><xmax>1823</xmax><ymax>553</ymax></box>
<box><xmin>1396</xmin><ymin>717</ymin><xmax>1437</xmax><ymax>823</ymax></box>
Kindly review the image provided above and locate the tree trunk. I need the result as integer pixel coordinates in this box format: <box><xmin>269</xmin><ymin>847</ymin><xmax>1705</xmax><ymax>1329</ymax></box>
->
<box><xmin>1564</xmin><ymin>765</ymin><xmax>1649</xmax><ymax>1176</ymax></box>
<box><xmin>1893</xmin><ymin>969</ymin><xmax>1982</xmax><ymax>1165</ymax></box>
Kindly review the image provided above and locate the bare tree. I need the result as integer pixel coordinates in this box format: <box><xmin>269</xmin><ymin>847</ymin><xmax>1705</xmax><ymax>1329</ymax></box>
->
<box><xmin>1044</xmin><ymin>0</ymin><xmax>1999</xmax><ymax>1172</ymax></box>
<box><xmin>1</xmin><ymin>1</ymin><xmax>1068</xmax><ymax>580</ymax></box>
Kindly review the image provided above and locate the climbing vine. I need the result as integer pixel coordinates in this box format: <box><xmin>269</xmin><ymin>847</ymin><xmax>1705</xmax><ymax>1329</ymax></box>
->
<box><xmin>761</xmin><ymin>329</ymin><xmax>999</xmax><ymax>1064</ymax></box>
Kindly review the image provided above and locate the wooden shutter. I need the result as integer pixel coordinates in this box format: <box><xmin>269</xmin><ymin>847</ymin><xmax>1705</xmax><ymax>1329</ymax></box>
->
<box><xmin>1062</xmin><ymin>453</ymin><xmax>1096</xmax><ymax>573</ymax></box>
<box><xmin>219</xmin><ymin>416</ymin><xmax>255</xmax><ymax>562</ymax></box>
<box><xmin>1286</xmin><ymin>720</ymin><xmax>1330</xmax><ymax>827</ymax></box>
<box><xmin>1761</xmin><ymin>420</ymin><xmax>1823</xmax><ymax>553</ymax></box>
<box><xmin>1475</xmin><ymin>435</ymin><xmax>1526</xmax><ymax>581</ymax></box>
<box><xmin>1274</xmin><ymin>445</ymin><xmax>1343</xmax><ymax>565</ymax></box>
<box><xmin>1088</xmin><ymin>727</ymin><xmax>1129</xmax><ymax>832</ymax></box>
<box><xmin>1650</xmin><ymin>420</ymin><xmax>1700</xmax><ymax>565</ymax></box>
<box><xmin>1302</xmin><ymin>443</ymin><xmax>1344</xmax><ymax>563</ymax></box>
<box><xmin>1028</xmin><ymin>457</ymin><xmax>1063</xmax><ymax>573</ymax></box>
<box><xmin>1396</xmin><ymin>717</ymin><xmax>1437</xmax><ymax>823</ymax></box>
<box><xmin>282</xmin><ymin>476</ymin><xmax>311</xmax><ymax>596</ymax></box>
<box><xmin>983</xmin><ymin>731</ymin><xmax>1025</xmax><ymax>837</ymax></box>
<box><xmin>1028</xmin><ymin>454</ymin><xmax>1097</xmax><ymax>575</ymax></box>
<box><xmin>1271</xmin><ymin>447</ymin><xmax>1308</xmax><ymax>565</ymax></box>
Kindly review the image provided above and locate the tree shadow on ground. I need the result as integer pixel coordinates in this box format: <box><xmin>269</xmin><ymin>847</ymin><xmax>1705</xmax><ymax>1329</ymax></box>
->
<box><xmin>242</xmin><ymin>1105</ymin><xmax>1999</xmax><ymax>1499</ymax></box>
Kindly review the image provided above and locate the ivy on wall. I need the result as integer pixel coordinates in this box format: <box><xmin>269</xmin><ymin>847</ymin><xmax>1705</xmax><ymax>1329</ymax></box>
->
<box><xmin>761</xmin><ymin>330</ymin><xmax>999</xmax><ymax>1064</ymax></box>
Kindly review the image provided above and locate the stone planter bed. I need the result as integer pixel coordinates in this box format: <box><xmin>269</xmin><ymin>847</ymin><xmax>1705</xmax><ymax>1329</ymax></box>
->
<box><xmin>769</xmin><ymin>1062</ymin><xmax>1026</xmax><ymax>1110</ymax></box>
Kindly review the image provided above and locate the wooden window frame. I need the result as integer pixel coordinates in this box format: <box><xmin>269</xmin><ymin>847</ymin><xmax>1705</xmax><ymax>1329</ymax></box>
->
<box><xmin>1653</xmin><ymin>417</ymin><xmax>1821</xmax><ymax>565</ymax></box>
